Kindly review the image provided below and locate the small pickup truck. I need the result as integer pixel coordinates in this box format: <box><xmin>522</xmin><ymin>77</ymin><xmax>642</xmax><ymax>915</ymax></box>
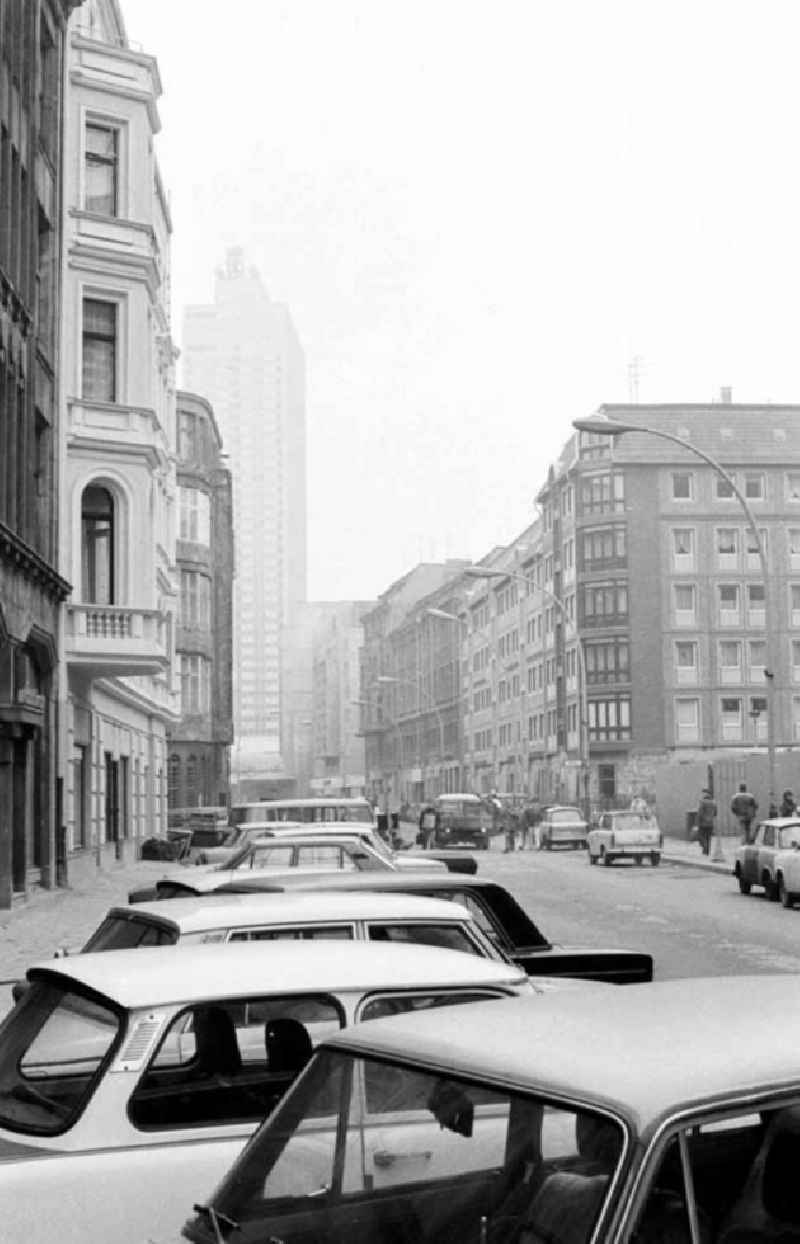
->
<box><xmin>587</xmin><ymin>810</ymin><xmax>663</xmax><ymax>866</ymax></box>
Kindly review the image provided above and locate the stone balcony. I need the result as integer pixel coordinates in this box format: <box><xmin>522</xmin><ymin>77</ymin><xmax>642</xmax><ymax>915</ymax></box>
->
<box><xmin>66</xmin><ymin>605</ymin><xmax>169</xmax><ymax>677</ymax></box>
<box><xmin>68</xmin><ymin>399</ymin><xmax>169</xmax><ymax>469</ymax></box>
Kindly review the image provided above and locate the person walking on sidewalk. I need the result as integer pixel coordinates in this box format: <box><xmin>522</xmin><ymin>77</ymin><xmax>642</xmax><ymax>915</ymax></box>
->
<box><xmin>780</xmin><ymin>789</ymin><xmax>797</xmax><ymax>818</ymax></box>
<box><xmin>731</xmin><ymin>783</ymin><xmax>758</xmax><ymax>844</ymax></box>
<box><xmin>696</xmin><ymin>788</ymin><xmax>717</xmax><ymax>857</ymax></box>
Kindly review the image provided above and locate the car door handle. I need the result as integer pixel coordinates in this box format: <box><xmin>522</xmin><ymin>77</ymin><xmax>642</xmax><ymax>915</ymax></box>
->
<box><xmin>373</xmin><ymin>1149</ymin><xmax>432</xmax><ymax>1168</ymax></box>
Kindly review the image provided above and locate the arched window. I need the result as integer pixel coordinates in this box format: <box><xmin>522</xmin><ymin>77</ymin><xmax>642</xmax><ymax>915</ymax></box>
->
<box><xmin>81</xmin><ymin>485</ymin><xmax>114</xmax><ymax>603</ymax></box>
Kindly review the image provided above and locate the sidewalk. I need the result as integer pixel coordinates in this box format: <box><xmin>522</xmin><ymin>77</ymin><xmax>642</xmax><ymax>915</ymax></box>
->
<box><xmin>660</xmin><ymin>834</ymin><xmax>734</xmax><ymax>876</ymax></box>
<box><xmin>0</xmin><ymin>857</ymin><xmax>170</xmax><ymax>984</ymax></box>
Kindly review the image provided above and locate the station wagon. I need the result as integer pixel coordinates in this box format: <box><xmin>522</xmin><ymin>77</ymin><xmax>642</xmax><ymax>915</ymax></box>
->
<box><xmin>0</xmin><ymin>941</ymin><xmax>531</xmax><ymax>1244</ymax></box>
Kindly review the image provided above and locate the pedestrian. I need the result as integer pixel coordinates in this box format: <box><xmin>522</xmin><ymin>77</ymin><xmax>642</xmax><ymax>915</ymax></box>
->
<box><xmin>502</xmin><ymin>806</ymin><xmax>517</xmax><ymax>854</ymax></box>
<box><xmin>522</xmin><ymin>801</ymin><xmax>542</xmax><ymax>851</ymax></box>
<box><xmin>630</xmin><ymin>793</ymin><xmax>649</xmax><ymax>816</ymax></box>
<box><xmin>418</xmin><ymin>803</ymin><xmax>438</xmax><ymax>850</ymax></box>
<box><xmin>780</xmin><ymin>789</ymin><xmax>797</xmax><ymax>818</ymax></box>
<box><xmin>730</xmin><ymin>782</ymin><xmax>758</xmax><ymax>844</ymax></box>
<box><xmin>696</xmin><ymin>788</ymin><xmax>717</xmax><ymax>856</ymax></box>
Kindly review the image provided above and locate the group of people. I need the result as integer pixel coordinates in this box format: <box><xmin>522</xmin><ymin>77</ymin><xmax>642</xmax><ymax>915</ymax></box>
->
<box><xmin>696</xmin><ymin>783</ymin><xmax>799</xmax><ymax>855</ymax></box>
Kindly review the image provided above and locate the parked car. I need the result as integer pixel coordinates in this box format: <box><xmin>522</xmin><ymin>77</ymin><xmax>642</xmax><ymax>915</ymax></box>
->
<box><xmin>128</xmin><ymin>833</ymin><xmax>449</xmax><ymax>903</ymax></box>
<box><xmin>183</xmin><ymin>975</ymin><xmax>800</xmax><ymax>1244</ymax></box>
<box><xmin>58</xmin><ymin>891</ymin><xmax>506</xmax><ymax>961</ymax></box>
<box><xmin>733</xmin><ymin>817</ymin><xmax>800</xmax><ymax>899</ymax></box>
<box><xmin>538</xmin><ymin>804</ymin><xmax>589</xmax><ymax>850</ymax></box>
<box><xmin>0</xmin><ymin>941</ymin><xmax>533</xmax><ymax>1244</ymax></box>
<box><xmin>587</xmin><ymin>810</ymin><xmax>663</xmax><ymax>866</ymax></box>
<box><xmin>229</xmin><ymin>796</ymin><xmax>376</xmax><ymax>826</ymax></box>
<box><xmin>426</xmin><ymin>793</ymin><xmax>491</xmax><ymax>850</ymax></box>
<box><xmin>216</xmin><ymin>871</ymin><xmax>654</xmax><ymax>984</ymax></box>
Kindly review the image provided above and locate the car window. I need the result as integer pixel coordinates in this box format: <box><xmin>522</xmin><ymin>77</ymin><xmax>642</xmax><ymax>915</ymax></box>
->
<box><xmin>0</xmin><ymin>981</ymin><xmax>121</xmax><ymax>1136</ymax></box>
<box><xmin>228</xmin><ymin>924</ymin><xmax>355</xmax><ymax>942</ymax></box>
<box><xmin>779</xmin><ymin>826</ymin><xmax>800</xmax><ymax>849</ymax></box>
<box><xmin>82</xmin><ymin>916</ymin><xmax>177</xmax><ymax>951</ymax></box>
<box><xmin>551</xmin><ymin>808</ymin><xmax>582</xmax><ymax>823</ymax></box>
<box><xmin>250</xmin><ymin>845</ymin><xmax>294</xmax><ymax>869</ymax></box>
<box><xmin>367</xmin><ymin>922</ymin><xmax>483</xmax><ymax>955</ymax></box>
<box><xmin>296</xmin><ymin>844</ymin><xmax>349</xmax><ymax>868</ymax></box>
<box><xmin>130</xmin><ymin>994</ymin><xmax>344</xmax><ymax>1131</ymax></box>
<box><xmin>763</xmin><ymin>827</ymin><xmax>775</xmax><ymax>847</ymax></box>
<box><xmin>198</xmin><ymin>1049</ymin><xmax>625</xmax><ymax>1238</ymax></box>
<box><xmin>358</xmin><ymin>989</ymin><xmax>504</xmax><ymax>1025</ymax></box>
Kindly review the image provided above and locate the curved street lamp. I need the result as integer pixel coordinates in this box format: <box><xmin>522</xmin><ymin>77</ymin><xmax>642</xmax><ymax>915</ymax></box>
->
<box><xmin>573</xmin><ymin>415</ymin><xmax>777</xmax><ymax>859</ymax></box>
<box><xmin>464</xmin><ymin>566</ymin><xmax>590</xmax><ymax>818</ymax></box>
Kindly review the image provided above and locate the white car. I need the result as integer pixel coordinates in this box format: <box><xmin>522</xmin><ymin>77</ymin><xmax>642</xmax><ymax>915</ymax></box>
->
<box><xmin>587</xmin><ymin>810</ymin><xmax>663</xmax><ymax>866</ymax></box>
<box><xmin>733</xmin><ymin>817</ymin><xmax>800</xmax><ymax>902</ymax></box>
<box><xmin>0</xmin><ymin>941</ymin><xmax>532</xmax><ymax>1244</ymax></box>
<box><xmin>76</xmin><ymin>891</ymin><xmax>505</xmax><ymax>961</ymax></box>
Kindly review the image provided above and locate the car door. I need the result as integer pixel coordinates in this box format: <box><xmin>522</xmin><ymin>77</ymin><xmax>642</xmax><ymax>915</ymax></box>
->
<box><xmin>757</xmin><ymin>824</ymin><xmax>776</xmax><ymax>882</ymax></box>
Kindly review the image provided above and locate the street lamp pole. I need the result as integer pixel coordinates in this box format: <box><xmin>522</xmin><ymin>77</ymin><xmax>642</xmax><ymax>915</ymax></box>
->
<box><xmin>464</xmin><ymin>567</ymin><xmax>591</xmax><ymax>819</ymax></box>
<box><xmin>574</xmin><ymin>415</ymin><xmax>778</xmax><ymax>861</ymax></box>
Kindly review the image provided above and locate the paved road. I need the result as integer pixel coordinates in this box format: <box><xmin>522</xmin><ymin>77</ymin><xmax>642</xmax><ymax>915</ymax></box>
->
<box><xmin>480</xmin><ymin>842</ymin><xmax>800</xmax><ymax>980</ymax></box>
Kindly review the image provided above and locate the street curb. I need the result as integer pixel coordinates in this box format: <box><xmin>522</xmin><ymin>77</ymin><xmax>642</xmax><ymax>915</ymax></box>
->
<box><xmin>660</xmin><ymin>851</ymin><xmax>732</xmax><ymax>876</ymax></box>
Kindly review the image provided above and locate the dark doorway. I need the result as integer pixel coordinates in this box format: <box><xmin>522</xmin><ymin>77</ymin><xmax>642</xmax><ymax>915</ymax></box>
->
<box><xmin>12</xmin><ymin>739</ymin><xmax>28</xmax><ymax>892</ymax></box>
<box><xmin>104</xmin><ymin>752</ymin><xmax>119</xmax><ymax>849</ymax></box>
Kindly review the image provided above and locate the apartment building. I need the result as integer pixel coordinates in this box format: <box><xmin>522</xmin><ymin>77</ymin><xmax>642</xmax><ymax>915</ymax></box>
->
<box><xmin>310</xmin><ymin>602</ymin><xmax>373</xmax><ymax>797</ymax></box>
<box><xmin>60</xmin><ymin>0</ymin><xmax>179</xmax><ymax>880</ymax></box>
<box><xmin>168</xmin><ymin>391</ymin><xmax>233</xmax><ymax>810</ymax></box>
<box><xmin>359</xmin><ymin>561</ymin><xmax>470</xmax><ymax>808</ymax></box>
<box><xmin>0</xmin><ymin>0</ymin><xmax>79</xmax><ymax>904</ymax></box>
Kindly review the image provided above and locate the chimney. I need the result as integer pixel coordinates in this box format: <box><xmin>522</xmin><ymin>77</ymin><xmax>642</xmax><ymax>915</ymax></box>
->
<box><xmin>719</xmin><ymin>386</ymin><xmax>732</xmax><ymax>404</ymax></box>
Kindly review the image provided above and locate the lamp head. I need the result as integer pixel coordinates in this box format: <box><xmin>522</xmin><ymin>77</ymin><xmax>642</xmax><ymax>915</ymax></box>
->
<box><xmin>572</xmin><ymin>417</ymin><xmax>634</xmax><ymax>437</ymax></box>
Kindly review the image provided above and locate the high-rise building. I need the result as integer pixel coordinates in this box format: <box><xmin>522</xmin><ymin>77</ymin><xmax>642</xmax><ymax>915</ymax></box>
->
<box><xmin>60</xmin><ymin>0</ymin><xmax>179</xmax><ymax>884</ymax></box>
<box><xmin>182</xmin><ymin>250</ymin><xmax>306</xmax><ymax>788</ymax></box>
<box><xmin>169</xmin><ymin>391</ymin><xmax>234</xmax><ymax>810</ymax></box>
<box><xmin>0</xmin><ymin>0</ymin><xmax>81</xmax><ymax>905</ymax></box>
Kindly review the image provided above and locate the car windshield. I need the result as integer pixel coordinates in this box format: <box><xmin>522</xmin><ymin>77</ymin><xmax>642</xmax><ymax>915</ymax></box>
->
<box><xmin>185</xmin><ymin>1049</ymin><xmax>624</xmax><ymax>1243</ymax></box>
<box><xmin>82</xmin><ymin>915</ymin><xmax>178</xmax><ymax>951</ymax></box>
<box><xmin>551</xmin><ymin>808</ymin><xmax>582</xmax><ymax>823</ymax></box>
<box><xmin>0</xmin><ymin>979</ymin><xmax>120</xmax><ymax>1136</ymax></box>
<box><xmin>609</xmin><ymin>814</ymin><xmax>651</xmax><ymax>831</ymax></box>
<box><xmin>438</xmin><ymin>801</ymin><xmax>484</xmax><ymax>825</ymax></box>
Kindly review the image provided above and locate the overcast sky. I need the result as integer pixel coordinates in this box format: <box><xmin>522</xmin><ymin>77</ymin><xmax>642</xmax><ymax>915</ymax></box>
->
<box><xmin>125</xmin><ymin>1</ymin><xmax>800</xmax><ymax>601</ymax></box>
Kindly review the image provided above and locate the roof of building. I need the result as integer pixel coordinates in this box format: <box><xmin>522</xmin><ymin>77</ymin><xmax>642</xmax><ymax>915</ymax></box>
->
<box><xmin>30</xmin><ymin>941</ymin><xmax>527</xmax><ymax>1009</ymax></box>
<box><xmin>107</xmin><ymin>890</ymin><xmax>473</xmax><ymax>934</ymax></box>
<box><xmin>327</xmin><ymin>976</ymin><xmax>800</xmax><ymax>1128</ymax></box>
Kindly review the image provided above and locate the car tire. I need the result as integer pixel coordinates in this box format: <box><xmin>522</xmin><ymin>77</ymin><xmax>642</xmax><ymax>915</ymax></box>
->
<box><xmin>651</xmin><ymin>852</ymin><xmax>661</xmax><ymax>867</ymax></box>
<box><xmin>779</xmin><ymin>876</ymin><xmax>794</xmax><ymax>908</ymax></box>
<box><xmin>737</xmin><ymin>873</ymin><xmax>751</xmax><ymax>895</ymax></box>
<box><xmin>601</xmin><ymin>847</ymin><xmax>611</xmax><ymax>867</ymax></box>
<box><xmin>589</xmin><ymin>850</ymin><xmax>597</xmax><ymax>866</ymax></box>
<box><xmin>763</xmin><ymin>872</ymin><xmax>778</xmax><ymax>902</ymax></box>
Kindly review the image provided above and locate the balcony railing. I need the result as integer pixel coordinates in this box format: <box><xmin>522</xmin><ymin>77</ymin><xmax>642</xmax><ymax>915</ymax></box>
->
<box><xmin>66</xmin><ymin>605</ymin><xmax>169</xmax><ymax>677</ymax></box>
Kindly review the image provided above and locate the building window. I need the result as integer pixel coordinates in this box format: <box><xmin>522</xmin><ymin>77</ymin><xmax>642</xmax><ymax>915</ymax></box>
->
<box><xmin>745</xmin><ymin>528</ymin><xmax>767</xmax><ymax>566</ymax></box>
<box><xmin>675</xmin><ymin>698</ymin><xmax>700</xmax><ymax>743</ymax></box>
<box><xmin>719</xmin><ymin>640</ymin><xmax>741</xmax><ymax>684</ymax></box>
<box><xmin>180</xmin><ymin>654</ymin><xmax>211</xmax><ymax>714</ymax></box>
<box><xmin>747</xmin><ymin>583</ymin><xmax>766</xmax><ymax>626</ymax></box>
<box><xmin>718</xmin><ymin>584</ymin><xmax>740</xmax><ymax>625</ymax></box>
<box><xmin>72</xmin><ymin>745</ymin><xmax>88</xmax><ymax>850</ymax></box>
<box><xmin>792</xmin><ymin>585</ymin><xmax>800</xmax><ymax>627</ymax></box>
<box><xmin>581</xmin><ymin>526</ymin><xmax>626</xmax><ymax>570</ymax></box>
<box><xmin>582</xmin><ymin>582</ymin><xmax>628</xmax><ymax>626</ymax></box>
<box><xmin>716</xmin><ymin>528</ymin><xmax>738</xmax><ymax>566</ymax></box>
<box><xmin>789</xmin><ymin>531</ymin><xmax>800</xmax><ymax>570</ymax></box>
<box><xmin>178</xmin><ymin>412</ymin><xmax>197</xmax><ymax>461</ymax></box>
<box><xmin>675</xmin><ymin>641</ymin><xmax>698</xmax><ymax>685</ymax></box>
<box><xmin>672</xmin><ymin>528</ymin><xmax>695</xmax><ymax>568</ymax></box>
<box><xmin>720</xmin><ymin>696</ymin><xmax>743</xmax><ymax>741</ymax></box>
<box><xmin>82</xmin><ymin>298</ymin><xmax>117</xmax><ymax>402</ymax></box>
<box><xmin>85</xmin><ymin>122</ymin><xmax>119</xmax><ymax>215</ymax></box>
<box><xmin>749</xmin><ymin>696</ymin><xmax>768</xmax><ymax>742</ymax></box>
<box><xmin>168</xmin><ymin>753</ymin><xmax>181</xmax><ymax>806</ymax></box>
<box><xmin>585</xmin><ymin>639</ymin><xmax>629</xmax><ymax>685</ymax></box>
<box><xmin>749</xmin><ymin>640</ymin><xmax>766</xmax><ymax>682</ymax></box>
<box><xmin>179</xmin><ymin>486</ymin><xmax>211</xmax><ymax>544</ymax></box>
<box><xmin>672</xmin><ymin>472</ymin><xmax>693</xmax><ymax>500</ymax></box>
<box><xmin>81</xmin><ymin>484</ymin><xmax>114</xmax><ymax>604</ymax></box>
<box><xmin>744</xmin><ymin>473</ymin><xmax>765</xmax><ymax>501</ymax></box>
<box><xmin>587</xmin><ymin>696</ymin><xmax>631</xmax><ymax>741</ymax></box>
<box><xmin>180</xmin><ymin>571</ymin><xmax>211</xmax><ymax>628</ymax></box>
<box><xmin>793</xmin><ymin>641</ymin><xmax>800</xmax><ymax>684</ymax></box>
<box><xmin>579</xmin><ymin>473</ymin><xmax>624</xmax><ymax>515</ymax></box>
<box><xmin>674</xmin><ymin>584</ymin><xmax>696</xmax><ymax>626</ymax></box>
<box><xmin>787</xmin><ymin>473</ymin><xmax>800</xmax><ymax>503</ymax></box>
<box><xmin>598</xmin><ymin>764</ymin><xmax>616</xmax><ymax>800</ymax></box>
<box><xmin>716</xmin><ymin>473</ymin><xmax>735</xmax><ymax>499</ymax></box>
<box><xmin>793</xmin><ymin>698</ymin><xmax>800</xmax><ymax>742</ymax></box>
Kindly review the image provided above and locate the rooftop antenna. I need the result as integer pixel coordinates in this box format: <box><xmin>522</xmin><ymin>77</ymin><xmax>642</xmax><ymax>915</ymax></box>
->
<box><xmin>627</xmin><ymin>356</ymin><xmax>644</xmax><ymax>403</ymax></box>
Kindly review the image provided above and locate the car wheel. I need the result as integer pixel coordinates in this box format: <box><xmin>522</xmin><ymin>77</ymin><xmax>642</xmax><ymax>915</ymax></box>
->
<box><xmin>737</xmin><ymin>873</ymin><xmax>752</xmax><ymax>895</ymax></box>
<box><xmin>779</xmin><ymin>876</ymin><xmax>794</xmax><ymax>908</ymax></box>
<box><xmin>601</xmin><ymin>846</ymin><xmax>611</xmax><ymax>867</ymax></box>
<box><xmin>651</xmin><ymin>852</ymin><xmax>661</xmax><ymax>867</ymax></box>
<box><xmin>763</xmin><ymin>872</ymin><xmax>778</xmax><ymax>901</ymax></box>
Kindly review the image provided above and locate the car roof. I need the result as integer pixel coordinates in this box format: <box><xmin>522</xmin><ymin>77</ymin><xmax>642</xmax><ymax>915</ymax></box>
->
<box><xmin>29</xmin><ymin>941</ymin><xmax>526</xmax><ymax>1009</ymax></box>
<box><xmin>436</xmin><ymin>793</ymin><xmax>481</xmax><ymax>802</ymax></box>
<box><xmin>326</xmin><ymin>977</ymin><xmax>800</xmax><ymax>1126</ymax></box>
<box><xmin>759</xmin><ymin>818</ymin><xmax>800</xmax><ymax>829</ymax></box>
<box><xmin>233</xmin><ymin>798</ymin><xmax>371</xmax><ymax>809</ymax></box>
<box><xmin>106</xmin><ymin>891</ymin><xmax>472</xmax><ymax>933</ymax></box>
<box><xmin>242</xmin><ymin>831</ymin><xmax>374</xmax><ymax>844</ymax></box>
<box><xmin>216</xmin><ymin>870</ymin><xmax>492</xmax><ymax>895</ymax></box>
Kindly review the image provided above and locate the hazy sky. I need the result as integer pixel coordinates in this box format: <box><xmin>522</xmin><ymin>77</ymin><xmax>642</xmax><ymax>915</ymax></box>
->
<box><xmin>125</xmin><ymin>1</ymin><xmax>800</xmax><ymax>601</ymax></box>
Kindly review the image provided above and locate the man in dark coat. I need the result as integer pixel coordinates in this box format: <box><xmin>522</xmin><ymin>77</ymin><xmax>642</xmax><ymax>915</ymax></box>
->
<box><xmin>731</xmin><ymin>783</ymin><xmax>758</xmax><ymax>844</ymax></box>
<box><xmin>696</xmin><ymin>788</ymin><xmax>717</xmax><ymax>856</ymax></box>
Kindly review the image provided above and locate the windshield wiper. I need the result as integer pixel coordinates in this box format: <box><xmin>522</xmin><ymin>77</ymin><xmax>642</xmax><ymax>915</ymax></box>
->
<box><xmin>192</xmin><ymin>1203</ymin><xmax>239</xmax><ymax>1242</ymax></box>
